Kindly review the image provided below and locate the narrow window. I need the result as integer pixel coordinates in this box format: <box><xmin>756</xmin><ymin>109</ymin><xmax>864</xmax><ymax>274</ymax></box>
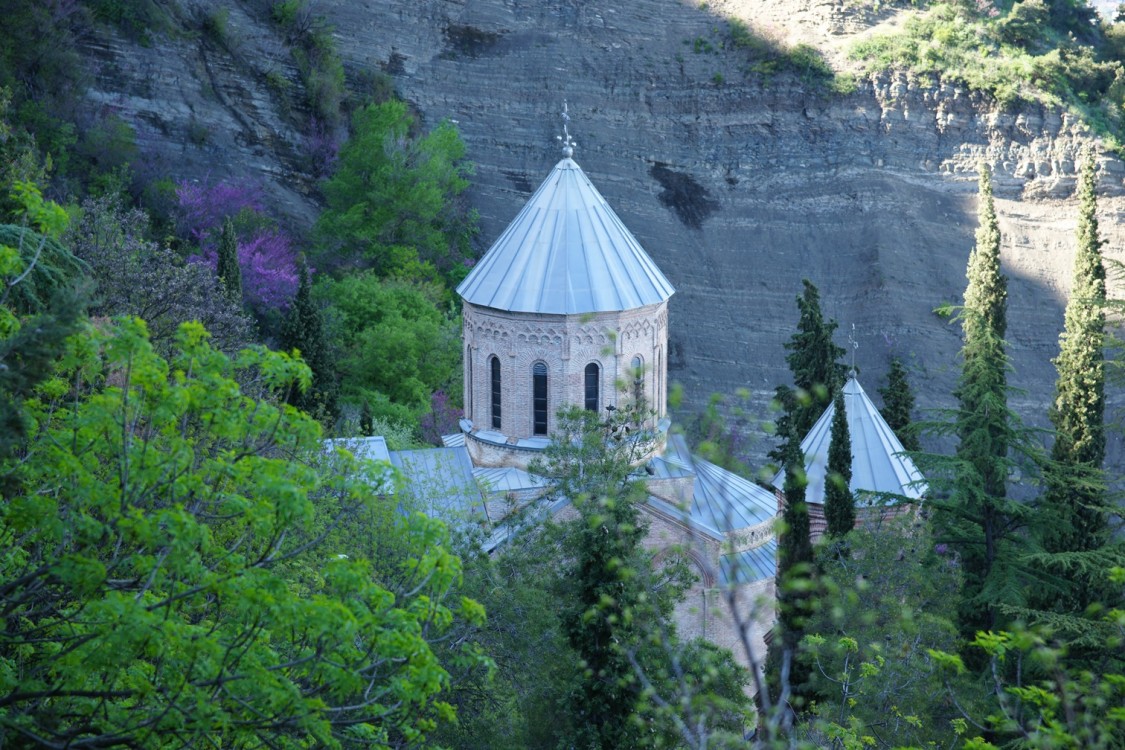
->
<box><xmin>490</xmin><ymin>356</ymin><xmax>502</xmax><ymax>429</ymax></box>
<box><xmin>631</xmin><ymin>355</ymin><xmax>644</xmax><ymax>401</ymax></box>
<box><xmin>533</xmin><ymin>362</ymin><xmax>548</xmax><ymax>435</ymax></box>
<box><xmin>466</xmin><ymin>347</ymin><xmax>473</xmax><ymax>417</ymax></box>
<box><xmin>584</xmin><ymin>363</ymin><xmax>600</xmax><ymax>412</ymax></box>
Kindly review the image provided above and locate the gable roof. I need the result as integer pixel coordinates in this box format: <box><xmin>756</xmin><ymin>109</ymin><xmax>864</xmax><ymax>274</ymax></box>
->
<box><xmin>771</xmin><ymin>377</ymin><xmax>927</xmax><ymax>505</ymax></box>
<box><xmin>456</xmin><ymin>158</ymin><xmax>675</xmax><ymax>314</ymax></box>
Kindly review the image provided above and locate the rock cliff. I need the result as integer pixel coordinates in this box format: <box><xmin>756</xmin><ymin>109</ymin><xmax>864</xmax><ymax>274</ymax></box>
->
<box><xmin>81</xmin><ymin>0</ymin><xmax>1125</xmax><ymax>465</ymax></box>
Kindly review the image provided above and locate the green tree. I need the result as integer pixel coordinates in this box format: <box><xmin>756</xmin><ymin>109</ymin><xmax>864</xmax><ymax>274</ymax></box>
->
<box><xmin>783</xmin><ymin>279</ymin><xmax>847</xmax><ymax>441</ymax></box>
<box><xmin>534</xmin><ymin>407</ymin><xmax>660</xmax><ymax>749</ymax></box>
<box><xmin>932</xmin><ymin>165</ymin><xmax>1029</xmax><ymax>645</ymax></box>
<box><xmin>824</xmin><ymin>388</ymin><xmax>855</xmax><ymax>539</ymax></box>
<box><xmin>316</xmin><ymin>100</ymin><xmax>476</xmax><ymax>283</ymax></box>
<box><xmin>66</xmin><ymin>193</ymin><xmax>255</xmax><ymax>355</ymax></box>
<box><xmin>878</xmin><ymin>356</ymin><xmax>920</xmax><ymax>452</ymax></box>
<box><xmin>1032</xmin><ymin>157</ymin><xmax>1123</xmax><ymax>628</ymax></box>
<box><xmin>0</xmin><ymin>318</ymin><xmax>485</xmax><ymax>747</ymax></box>
<box><xmin>768</xmin><ymin>425</ymin><xmax>817</xmax><ymax>718</ymax></box>
<box><xmin>531</xmin><ymin>406</ymin><xmax>750</xmax><ymax>748</ymax></box>
<box><xmin>215</xmin><ymin>215</ymin><xmax>242</xmax><ymax>300</ymax></box>
<box><xmin>801</xmin><ymin>518</ymin><xmax>968</xmax><ymax>750</ymax></box>
<box><xmin>928</xmin><ymin>568</ymin><xmax>1125</xmax><ymax>750</ymax></box>
<box><xmin>0</xmin><ymin>182</ymin><xmax>83</xmax><ymax>467</ymax></box>
<box><xmin>281</xmin><ymin>255</ymin><xmax>337</xmax><ymax>419</ymax></box>
<box><xmin>316</xmin><ymin>272</ymin><xmax>460</xmax><ymax>424</ymax></box>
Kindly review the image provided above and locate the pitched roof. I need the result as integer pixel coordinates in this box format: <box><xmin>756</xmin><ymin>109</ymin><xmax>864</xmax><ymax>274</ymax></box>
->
<box><xmin>456</xmin><ymin>158</ymin><xmax>675</xmax><ymax>314</ymax></box>
<box><xmin>646</xmin><ymin>434</ymin><xmax>777</xmax><ymax>537</ymax></box>
<box><xmin>771</xmin><ymin>377</ymin><xmax>927</xmax><ymax>505</ymax></box>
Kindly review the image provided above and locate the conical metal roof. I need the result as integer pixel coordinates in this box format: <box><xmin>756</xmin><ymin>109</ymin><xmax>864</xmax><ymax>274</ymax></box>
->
<box><xmin>457</xmin><ymin>158</ymin><xmax>675</xmax><ymax>314</ymax></box>
<box><xmin>771</xmin><ymin>377</ymin><xmax>927</xmax><ymax>505</ymax></box>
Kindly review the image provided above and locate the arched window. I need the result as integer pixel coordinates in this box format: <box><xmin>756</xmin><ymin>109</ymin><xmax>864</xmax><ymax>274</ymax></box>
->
<box><xmin>533</xmin><ymin>362</ymin><xmax>548</xmax><ymax>435</ymax></box>
<box><xmin>584</xmin><ymin>362</ymin><xmax>600</xmax><ymax>412</ymax></box>
<box><xmin>490</xmin><ymin>356</ymin><xmax>502</xmax><ymax>429</ymax></box>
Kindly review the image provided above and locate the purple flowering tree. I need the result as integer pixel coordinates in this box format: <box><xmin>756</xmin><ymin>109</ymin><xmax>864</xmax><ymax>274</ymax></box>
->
<box><xmin>175</xmin><ymin>179</ymin><xmax>264</xmax><ymax>244</ymax></box>
<box><xmin>177</xmin><ymin>179</ymin><xmax>300</xmax><ymax>310</ymax></box>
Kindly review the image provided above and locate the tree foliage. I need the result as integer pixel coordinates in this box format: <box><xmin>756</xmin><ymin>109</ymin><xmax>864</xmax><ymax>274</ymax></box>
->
<box><xmin>0</xmin><ymin>182</ymin><xmax>83</xmax><ymax>467</ymax></box>
<box><xmin>768</xmin><ymin>425</ymin><xmax>816</xmax><ymax>716</ymax></box>
<box><xmin>317</xmin><ymin>100</ymin><xmax>476</xmax><ymax>283</ymax></box>
<box><xmin>281</xmin><ymin>256</ymin><xmax>338</xmax><ymax>419</ymax></box>
<box><xmin>878</xmin><ymin>356</ymin><xmax>920</xmax><ymax>452</ymax></box>
<box><xmin>932</xmin><ymin>164</ymin><xmax>1030</xmax><ymax>644</ymax></box>
<box><xmin>530</xmin><ymin>407</ymin><xmax>751</xmax><ymax>748</ymax></box>
<box><xmin>315</xmin><ymin>272</ymin><xmax>460</xmax><ymax>423</ymax></box>
<box><xmin>215</xmin><ymin>216</ymin><xmax>243</xmax><ymax>301</ymax></box>
<box><xmin>0</xmin><ymin>318</ymin><xmax>484</xmax><ymax>747</ymax></box>
<box><xmin>1042</xmin><ymin>159</ymin><xmax>1109</xmax><ymax>554</ymax></box>
<box><xmin>66</xmin><ymin>194</ymin><xmax>255</xmax><ymax>355</ymax></box>
<box><xmin>802</xmin><ymin>518</ymin><xmax>968</xmax><ymax>750</ymax></box>
<box><xmin>825</xmin><ymin>388</ymin><xmax>855</xmax><ymax>539</ymax></box>
<box><xmin>783</xmin><ymin>279</ymin><xmax>847</xmax><ymax>442</ymax></box>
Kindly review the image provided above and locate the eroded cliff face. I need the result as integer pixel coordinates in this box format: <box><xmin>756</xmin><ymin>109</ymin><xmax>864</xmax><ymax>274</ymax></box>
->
<box><xmin>81</xmin><ymin>0</ymin><xmax>1125</xmax><ymax>465</ymax></box>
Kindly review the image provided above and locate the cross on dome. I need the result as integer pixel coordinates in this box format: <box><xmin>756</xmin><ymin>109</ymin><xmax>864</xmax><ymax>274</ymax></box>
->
<box><xmin>557</xmin><ymin>100</ymin><xmax>576</xmax><ymax>158</ymax></box>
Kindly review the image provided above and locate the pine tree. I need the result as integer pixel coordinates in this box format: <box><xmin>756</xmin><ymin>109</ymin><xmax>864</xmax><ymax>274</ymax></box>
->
<box><xmin>783</xmin><ymin>279</ymin><xmax>847</xmax><ymax>441</ymax></box>
<box><xmin>1037</xmin><ymin>157</ymin><xmax>1114</xmax><ymax>614</ymax></box>
<box><xmin>215</xmin><ymin>218</ymin><xmax>242</xmax><ymax>301</ymax></box>
<box><xmin>936</xmin><ymin>165</ymin><xmax>1027</xmax><ymax>643</ymax></box>
<box><xmin>280</xmin><ymin>257</ymin><xmax>337</xmax><ymax>419</ymax></box>
<box><xmin>878</xmin><ymin>356</ymin><xmax>920</xmax><ymax>452</ymax></box>
<box><xmin>825</xmin><ymin>388</ymin><xmax>855</xmax><ymax>539</ymax></box>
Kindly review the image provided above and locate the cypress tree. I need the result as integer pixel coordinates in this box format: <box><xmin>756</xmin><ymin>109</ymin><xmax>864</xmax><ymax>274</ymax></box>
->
<box><xmin>1038</xmin><ymin>157</ymin><xmax>1114</xmax><ymax>613</ymax></box>
<box><xmin>937</xmin><ymin>165</ymin><xmax>1026</xmax><ymax>643</ymax></box>
<box><xmin>767</xmin><ymin>425</ymin><xmax>816</xmax><ymax>715</ymax></box>
<box><xmin>280</xmin><ymin>257</ymin><xmax>337</xmax><ymax>418</ymax></box>
<box><xmin>878</xmin><ymin>356</ymin><xmax>920</xmax><ymax>452</ymax></box>
<box><xmin>215</xmin><ymin>218</ymin><xmax>242</xmax><ymax>301</ymax></box>
<box><xmin>825</xmin><ymin>388</ymin><xmax>855</xmax><ymax>539</ymax></box>
<box><xmin>783</xmin><ymin>279</ymin><xmax>847</xmax><ymax>441</ymax></box>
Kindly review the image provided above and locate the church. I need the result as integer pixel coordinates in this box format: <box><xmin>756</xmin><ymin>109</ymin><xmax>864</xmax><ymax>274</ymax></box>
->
<box><xmin>332</xmin><ymin>120</ymin><xmax>927</xmax><ymax>673</ymax></box>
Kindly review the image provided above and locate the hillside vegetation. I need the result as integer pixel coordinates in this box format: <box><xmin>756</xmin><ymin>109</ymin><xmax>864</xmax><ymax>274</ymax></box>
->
<box><xmin>850</xmin><ymin>0</ymin><xmax>1125</xmax><ymax>147</ymax></box>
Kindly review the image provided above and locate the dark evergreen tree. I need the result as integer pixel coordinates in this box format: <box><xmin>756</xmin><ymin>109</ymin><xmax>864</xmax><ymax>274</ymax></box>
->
<box><xmin>934</xmin><ymin>165</ymin><xmax>1028</xmax><ymax>644</ymax></box>
<box><xmin>825</xmin><ymin>388</ymin><xmax>855</xmax><ymax>539</ymax></box>
<box><xmin>360</xmin><ymin>399</ymin><xmax>374</xmax><ymax>436</ymax></box>
<box><xmin>533</xmin><ymin>407</ymin><xmax>723</xmax><ymax>749</ymax></box>
<box><xmin>280</xmin><ymin>257</ymin><xmax>337</xmax><ymax>419</ymax></box>
<box><xmin>215</xmin><ymin>217</ymin><xmax>242</xmax><ymax>301</ymax></box>
<box><xmin>783</xmin><ymin>279</ymin><xmax>847</xmax><ymax>441</ymax></box>
<box><xmin>878</xmin><ymin>356</ymin><xmax>920</xmax><ymax>452</ymax></box>
<box><xmin>767</xmin><ymin>425</ymin><xmax>816</xmax><ymax>718</ymax></box>
<box><xmin>1037</xmin><ymin>157</ymin><xmax>1117</xmax><ymax>617</ymax></box>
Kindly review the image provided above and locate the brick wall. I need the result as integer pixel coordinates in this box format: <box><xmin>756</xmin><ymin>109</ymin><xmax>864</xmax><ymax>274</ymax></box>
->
<box><xmin>462</xmin><ymin>300</ymin><xmax>669</xmax><ymax>443</ymax></box>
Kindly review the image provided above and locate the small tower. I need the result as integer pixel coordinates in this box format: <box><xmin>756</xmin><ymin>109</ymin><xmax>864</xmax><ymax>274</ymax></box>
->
<box><xmin>456</xmin><ymin>105</ymin><xmax>675</xmax><ymax>468</ymax></box>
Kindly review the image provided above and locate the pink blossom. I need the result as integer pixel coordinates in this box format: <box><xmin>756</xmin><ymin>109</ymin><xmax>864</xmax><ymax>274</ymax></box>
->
<box><xmin>176</xmin><ymin>179</ymin><xmax>264</xmax><ymax>244</ymax></box>
<box><xmin>190</xmin><ymin>229</ymin><xmax>300</xmax><ymax>311</ymax></box>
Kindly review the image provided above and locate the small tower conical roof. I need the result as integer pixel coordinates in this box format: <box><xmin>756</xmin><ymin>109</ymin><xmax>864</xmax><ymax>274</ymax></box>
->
<box><xmin>457</xmin><ymin>157</ymin><xmax>675</xmax><ymax>314</ymax></box>
<box><xmin>772</xmin><ymin>376</ymin><xmax>927</xmax><ymax>504</ymax></box>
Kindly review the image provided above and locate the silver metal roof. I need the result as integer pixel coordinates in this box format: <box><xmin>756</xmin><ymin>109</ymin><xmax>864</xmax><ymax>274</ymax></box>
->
<box><xmin>473</xmin><ymin>466</ymin><xmax>549</xmax><ymax>493</ymax></box>
<box><xmin>456</xmin><ymin>158</ymin><xmax>675</xmax><ymax>314</ymax></box>
<box><xmin>720</xmin><ymin>539</ymin><xmax>777</xmax><ymax>585</ymax></box>
<box><xmin>389</xmin><ymin>447</ymin><xmax>484</xmax><ymax>524</ymax></box>
<box><xmin>647</xmin><ymin>434</ymin><xmax>777</xmax><ymax>536</ymax></box>
<box><xmin>771</xmin><ymin>377</ymin><xmax>928</xmax><ymax>505</ymax></box>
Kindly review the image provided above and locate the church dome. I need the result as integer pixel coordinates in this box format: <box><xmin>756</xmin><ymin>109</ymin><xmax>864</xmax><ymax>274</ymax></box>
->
<box><xmin>456</xmin><ymin>157</ymin><xmax>675</xmax><ymax>314</ymax></box>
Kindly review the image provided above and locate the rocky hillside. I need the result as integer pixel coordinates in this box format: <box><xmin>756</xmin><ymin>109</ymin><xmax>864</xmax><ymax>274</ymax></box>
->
<box><xmin>81</xmin><ymin>0</ymin><xmax>1125</xmax><ymax>466</ymax></box>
